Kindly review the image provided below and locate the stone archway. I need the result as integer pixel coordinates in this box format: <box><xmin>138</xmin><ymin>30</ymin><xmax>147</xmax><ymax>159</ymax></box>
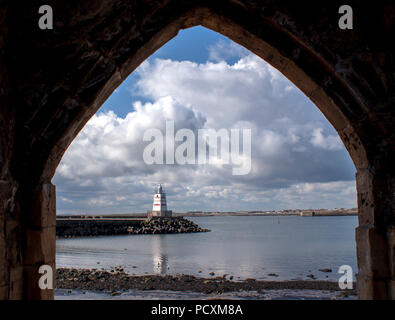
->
<box><xmin>0</xmin><ymin>1</ymin><xmax>393</xmax><ymax>299</ymax></box>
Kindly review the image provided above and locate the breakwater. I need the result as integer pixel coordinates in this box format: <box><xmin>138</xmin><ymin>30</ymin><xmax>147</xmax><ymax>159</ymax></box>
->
<box><xmin>56</xmin><ymin>217</ymin><xmax>210</xmax><ymax>237</ymax></box>
<box><xmin>127</xmin><ymin>217</ymin><xmax>209</xmax><ymax>234</ymax></box>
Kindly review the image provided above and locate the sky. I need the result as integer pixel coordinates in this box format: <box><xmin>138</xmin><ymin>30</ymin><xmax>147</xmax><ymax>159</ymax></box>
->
<box><xmin>53</xmin><ymin>26</ymin><xmax>357</xmax><ymax>215</ymax></box>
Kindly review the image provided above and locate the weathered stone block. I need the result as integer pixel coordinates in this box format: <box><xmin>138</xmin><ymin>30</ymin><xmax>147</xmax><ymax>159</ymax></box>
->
<box><xmin>357</xmin><ymin>275</ymin><xmax>390</xmax><ymax>300</ymax></box>
<box><xmin>9</xmin><ymin>266</ymin><xmax>23</xmax><ymax>300</ymax></box>
<box><xmin>387</xmin><ymin>227</ymin><xmax>395</xmax><ymax>278</ymax></box>
<box><xmin>9</xmin><ymin>266</ymin><xmax>23</xmax><ymax>285</ymax></box>
<box><xmin>389</xmin><ymin>280</ymin><xmax>395</xmax><ymax>300</ymax></box>
<box><xmin>0</xmin><ymin>214</ymin><xmax>3</xmax><ymax>241</ymax></box>
<box><xmin>338</xmin><ymin>126</ymin><xmax>369</xmax><ymax>170</ymax></box>
<box><xmin>0</xmin><ymin>180</ymin><xmax>12</xmax><ymax>233</ymax></box>
<box><xmin>282</xmin><ymin>61</ymin><xmax>319</xmax><ymax>97</ymax></box>
<box><xmin>356</xmin><ymin>169</ymin><xmax>374</xmax><ymax>192</ymax></box>
<box><xmin>356</xmin><ymin>225</ymin><xmax>390</xmax><ymax>279</ymax></box>
<box><xmin>29</xmin><ymin>183</ymin><xmax>56</xmax><ymax>229</ymax></box>
<box><xmin>356</xmin><ymin>169</ymin><xmax>377</xmax><ymax>225</ymax></box>
<box><xmin>24</xmin><ymin>227</ymin><xmax>56</xmax><ymax>266</ymax></box>
<box><xmin>0</xmin><ymin>236</ymin><xmax>5</xmax><ymax>287</ymax></box>
<box><xmin>5</xmin><ymin>227</ymin><xmax>20</xmax><ymax>266</ymax></box>
<box><xmin>0</xmin><ymin>284</ymin><xmax>7</xmax><ymax>300</ymax></box>
<box><xmin>309</xmin><ymin>88</ymin><xmax>347</xmax><ymax>130</ymax></box>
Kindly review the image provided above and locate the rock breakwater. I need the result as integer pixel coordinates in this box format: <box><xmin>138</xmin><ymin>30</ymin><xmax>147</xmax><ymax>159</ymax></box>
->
<box><xmin>56</xmin><ymin>217</ymin><xmax>210</xmax><ymax>238</ymax></box>
<box><xmin>127</xmin><ymin>217</ymin><xmax>210</xmax><ymax>235</ymax></box>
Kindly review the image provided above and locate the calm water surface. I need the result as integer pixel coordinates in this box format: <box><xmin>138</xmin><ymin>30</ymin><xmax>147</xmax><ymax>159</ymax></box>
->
<box><xmin>56</xmin><ymin>216</ymin><xmax>358</xmax><ymax>281</ymax></box>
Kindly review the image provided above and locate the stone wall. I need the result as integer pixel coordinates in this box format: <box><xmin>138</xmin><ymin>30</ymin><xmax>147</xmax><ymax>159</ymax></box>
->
<box><xmin>0</xmin><ymin>1</ymin><xmax>393</xmax><ymax>299</ymax></box>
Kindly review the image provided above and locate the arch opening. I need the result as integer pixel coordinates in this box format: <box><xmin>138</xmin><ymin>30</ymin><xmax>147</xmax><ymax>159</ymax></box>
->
<box><xmin>54</xmin><ymin>25</ymin><xmax>359</xmax><ymax>297</ymax></box>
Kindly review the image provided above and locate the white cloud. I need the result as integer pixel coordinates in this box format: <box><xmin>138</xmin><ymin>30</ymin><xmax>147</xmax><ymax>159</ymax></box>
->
<box><xmin>310</xmin><ymin>128</ymin><xmax>343</xmax><ymax>150</ymax></box>
<box><xmin>53</xmin><ymin>48</ymin><xmax>356</xmax><ymax>214</ymax></box>
<box><xmin>208</xmin><ymin>39</ymin><xmax>251</xmax><ymax>62</ymax></box>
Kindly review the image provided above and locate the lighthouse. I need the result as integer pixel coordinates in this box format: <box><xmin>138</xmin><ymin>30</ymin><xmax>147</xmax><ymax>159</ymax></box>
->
<box><xmin>149</xmin><ymin>184</ymin><xmax>172</xmax><ymax>218</ymax></box>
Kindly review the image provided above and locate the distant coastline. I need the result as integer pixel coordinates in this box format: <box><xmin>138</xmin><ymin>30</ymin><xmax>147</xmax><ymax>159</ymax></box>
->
<box><xmin>58</xmin><ymin>208</ymin><xmax>358</xmax><ymax>218</ymax></box>
<box><xmin>183</xmin><ymin>208</ymin><xmax>358</xmax><ymax>217</ymax></box>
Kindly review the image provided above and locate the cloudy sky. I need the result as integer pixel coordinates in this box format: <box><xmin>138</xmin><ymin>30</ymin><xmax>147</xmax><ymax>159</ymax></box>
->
<box><xmin>53</xmin><ymin>27</ymin><xmax>357</xmax><ymax>215</ymax></box>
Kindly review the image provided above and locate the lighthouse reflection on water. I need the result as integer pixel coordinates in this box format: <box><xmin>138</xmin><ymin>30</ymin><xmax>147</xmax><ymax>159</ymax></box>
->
<box><xmin>152</xmin><ymin>235</ymin><xmax>169</xmax><ymax>275</ymax></box>
<box><xmin>150</xmin><ymin>184</ymin><xmax>170</xmax><ymax>274</ymax></box>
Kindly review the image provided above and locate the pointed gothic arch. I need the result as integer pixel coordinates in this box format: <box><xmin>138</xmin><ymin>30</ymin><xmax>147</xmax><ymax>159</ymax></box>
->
<box><xmin>0</xmin><ymin>1</ymin><xmax>393</xmax><ymax>299</ymax></box>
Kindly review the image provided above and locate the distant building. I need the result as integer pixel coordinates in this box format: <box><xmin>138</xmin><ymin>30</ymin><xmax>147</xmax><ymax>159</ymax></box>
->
<box><xmin>300</xmin><ymin>211</ymin><xmax>315</xmax><ymax>217</ymax></box>
<box><xmin>148</xmin><ymin>184</ymin><xmax>172</xmax><ymax>218</ymax></box>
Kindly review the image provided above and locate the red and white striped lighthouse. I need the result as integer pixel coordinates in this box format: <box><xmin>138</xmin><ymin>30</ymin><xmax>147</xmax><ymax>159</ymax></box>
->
<box><xmin>149</xmin><ymin>184</ymin><xmax>172</xmax><ymax>217</ymax></box>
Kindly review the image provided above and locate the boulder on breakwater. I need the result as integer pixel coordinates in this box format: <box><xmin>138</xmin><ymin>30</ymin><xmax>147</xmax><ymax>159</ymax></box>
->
<box><xmin>127</xmin><ymin>217</ymin><xmax>210</xmax><ymax>235</ymax></box>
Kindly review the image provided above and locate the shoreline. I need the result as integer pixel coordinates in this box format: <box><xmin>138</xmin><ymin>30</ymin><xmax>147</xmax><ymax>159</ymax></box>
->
<box><xmin>56</xmin><ymin>268</ymin><xmax>357</xmax><ymax>297</ymax></box>
<box><xmin>57</xmin><ymin>212</ymin><xmax>358</xmax><ymax>218</ymax></box>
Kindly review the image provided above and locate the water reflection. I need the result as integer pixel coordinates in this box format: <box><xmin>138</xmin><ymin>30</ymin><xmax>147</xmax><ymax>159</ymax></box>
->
<box><xmin>151</xmin><ymin>235</ymin><xmax>169</xmax><ymax>275</ymax></box>
<box><xmin>56</xmin><ymin>216</ymin><xmax>358</xmax><ymax>281</ymax></box>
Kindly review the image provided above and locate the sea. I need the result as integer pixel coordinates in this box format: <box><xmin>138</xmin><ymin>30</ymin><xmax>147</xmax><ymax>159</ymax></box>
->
<box><xmin>55</xmin><ymin>215</ymin><xmax>358</xmax><ymax>299</ymax></box>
